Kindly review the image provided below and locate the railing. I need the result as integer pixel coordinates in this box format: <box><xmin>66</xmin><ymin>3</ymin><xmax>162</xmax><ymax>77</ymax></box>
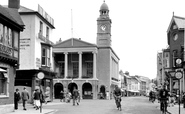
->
<box><xmin>38</xmin><ymin>32</ymin><xmax>52</xmax><ymax>45</ymax></box>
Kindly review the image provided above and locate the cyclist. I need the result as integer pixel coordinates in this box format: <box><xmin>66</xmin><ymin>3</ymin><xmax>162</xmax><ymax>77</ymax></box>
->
<box><xmin>113</xmin><ymin>85</ymin><xmax>122</xmax><ymax>111</ymax></box>
<box><xmin>159</xmin><ymin>85</ymin><xmax>170</xmax><ymax>113</ymax></box>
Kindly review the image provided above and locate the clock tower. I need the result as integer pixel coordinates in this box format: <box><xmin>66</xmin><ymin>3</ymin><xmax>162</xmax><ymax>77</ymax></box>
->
<box><xmin>97</xmin><ymin>1</ymin><xmax>112</xmax><ymax>47</ymax></box>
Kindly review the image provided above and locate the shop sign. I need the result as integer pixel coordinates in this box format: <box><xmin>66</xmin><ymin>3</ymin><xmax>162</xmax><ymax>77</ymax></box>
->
<box><xmin>36</xmin><ymin>58</ymin><xmax>41</xmax><ymax>68</ymax></box>
<box><xmin>0</xmin><ymin>43</ymin><xmax>12</xmax><ymax>56</ymax></box>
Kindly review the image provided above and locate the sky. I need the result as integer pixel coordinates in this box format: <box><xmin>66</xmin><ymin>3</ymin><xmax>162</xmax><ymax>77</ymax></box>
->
<box><xmin>2</xmin><ymin>0</ymin><xmax>185</xmax><ymax>79</ymax></box>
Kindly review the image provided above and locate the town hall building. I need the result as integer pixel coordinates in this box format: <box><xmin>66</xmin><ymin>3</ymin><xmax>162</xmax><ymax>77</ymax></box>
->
<box><xmin>52</xmin><ymin>1</ymin><xmax>120</xmax><ymax>99</ymax></box>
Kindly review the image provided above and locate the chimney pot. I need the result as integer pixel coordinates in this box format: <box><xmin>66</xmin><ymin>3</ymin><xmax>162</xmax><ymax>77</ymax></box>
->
<box><xmin>8</xmin><ymin>0</ymin><xmax>20</xmax><ymax>9</ymax></box>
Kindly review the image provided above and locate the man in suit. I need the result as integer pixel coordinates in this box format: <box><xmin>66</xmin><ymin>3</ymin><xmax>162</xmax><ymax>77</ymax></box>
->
<box><xmin>21</xmin><ymin>87</ymin><xmax>29</xmax><ymax>110</ymax></box>
<box><xmin>14</xmin><ymin>88</ymin><xmax>21</xmax><ymax>110</ymax></box>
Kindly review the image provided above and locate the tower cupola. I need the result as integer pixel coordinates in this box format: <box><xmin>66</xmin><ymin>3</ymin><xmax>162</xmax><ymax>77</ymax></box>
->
<box><xmin>99</xmin><ymin>1</ymin><xmax>109</xmax><ymax>19</ymax></box>
<box><xmin>97</xmin><ymin>1</ymin><xmax>112</xmax><ymax>47</ymax></box>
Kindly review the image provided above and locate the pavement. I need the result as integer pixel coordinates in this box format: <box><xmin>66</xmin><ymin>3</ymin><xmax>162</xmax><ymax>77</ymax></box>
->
<box><xmin>7</xmin><ymin>99</ymin><xmax>62</xmax><ymax>114</ymax></box>
<box><xmin>153</xmin><ymin>100</ymin><xmax>185</xmax><ymax>114</ymax></box>
<box><xmin>6</xmin><ymin>98</ymin><xmax>185</xmax><ymax>114</ymax></box>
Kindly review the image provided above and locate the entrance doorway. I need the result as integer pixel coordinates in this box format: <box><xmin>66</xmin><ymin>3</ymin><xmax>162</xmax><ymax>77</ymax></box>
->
<box><xmin>68</xmin><ymin>82</ymin><xmax>78</xmax><ymax>93</ymax></box>
<box><xmin>54</xmin><ymin>83</ymin><xmax>63</xmax><ymax>99</ymax></box>
<box><xmin>82</xmin><ymin>82</ymin><xmax>93</xmax><ymax>99</ymax></box>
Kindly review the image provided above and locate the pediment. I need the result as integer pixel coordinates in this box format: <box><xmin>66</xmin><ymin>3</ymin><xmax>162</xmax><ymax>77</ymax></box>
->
<box><xmin>53</xmin><ymin>38</ymin><xmax>96</xmax><ymax>48</ymax></box>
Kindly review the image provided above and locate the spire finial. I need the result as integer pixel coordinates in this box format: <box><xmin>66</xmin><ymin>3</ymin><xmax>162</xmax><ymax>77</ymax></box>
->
<box><xmin>173</xmin><ymin>11</ymin><xmax>174</xmax><ymax>16</ymax></box>
<box><xmin>103</xmin><ymin>0</ymin><xmax>105</xmax><ymax>2</ymax></box>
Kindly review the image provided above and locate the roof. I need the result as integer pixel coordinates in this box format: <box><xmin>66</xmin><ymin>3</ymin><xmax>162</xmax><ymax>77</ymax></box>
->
<box><xmin>18</xmin><ymin>6</ymin><xmax>55</xmax><ymax>29</ymax></box>
<box><xmin>0</xmin><ymin>5</ymin><xmax>24</xmax><ymax>30</ymax></box>
<box><xmin>53</xmin><ymin>38</ymin><xmax>97</xmax><ymax>48</ymax></box>
<box><xmin>18</xmin><ymin>5</ymin><xmax>35</xmax><ymax>12</ymax></box>
<box><xmin>167</xmin><ymin>15</ymin><xmax>185</xmax><ymax>33</ymax></box>
<box><xmin>100</xmin><ymin>2</ymin><xmax>109</xmax><ymax>10</ymax></box>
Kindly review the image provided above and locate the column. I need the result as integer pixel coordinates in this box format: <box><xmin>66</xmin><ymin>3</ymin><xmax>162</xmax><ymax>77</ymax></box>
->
<box><xmin>64</xmin><ymin>52</ymin><xmax>68</xmax><ymax>78</ymax></box>
<box><xmin>183</xmin><ymin>72</ymin><xmax>185</xmax><ymax>92</ymax></box>
<box><xmin>170</xmin><ymin>78</ymin><xmax>172</xmax><ymax>93</ymax></box>
<box><xmin>78</xmin><ymin>51</ymin><xmax>82</xmax><ymax>78</ymax></box>
<box><xmin>93</xmin><ymin>51</ymin><xmax>97</xmax><ymax>79</ymax></box>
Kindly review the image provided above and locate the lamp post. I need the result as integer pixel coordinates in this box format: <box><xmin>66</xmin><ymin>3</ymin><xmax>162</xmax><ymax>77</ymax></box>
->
<box><xmin>37</xmin><ymin>72</ymin><xmax>44</xmax><ymax>113</ymax></box>
<box><xmin>175</xmin><ymin>58</ymin><xmax>183</xmax><ymax>114</ymax></box>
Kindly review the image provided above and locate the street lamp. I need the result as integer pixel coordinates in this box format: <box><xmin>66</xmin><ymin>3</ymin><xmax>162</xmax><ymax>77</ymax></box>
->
<box><xmin>37</xmin><ymin>72</ymin><xmax>44</xmax><ymax>113</ymax></box>
<box><xmin>175</xmin><ymin>58</ymin><xmax>183</xmax><ymax>114</ymax></box>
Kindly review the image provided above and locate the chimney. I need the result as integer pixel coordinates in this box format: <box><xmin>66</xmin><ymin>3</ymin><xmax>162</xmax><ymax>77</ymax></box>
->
<box><xmin>8</xmin><ymin>0</ymin><xmax>20</xmax><ymax>9</ymax></box>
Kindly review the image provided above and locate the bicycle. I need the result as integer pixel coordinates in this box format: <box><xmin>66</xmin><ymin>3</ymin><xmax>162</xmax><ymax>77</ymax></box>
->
<box><xmin>115</xmin><ymin>96</ymin><xmax>121</xmax><ymax>111</ymax></box>
<box><xmin>160</xmin><ymin>98</ymin><xmax>168</xmax><ymax>114</ymax></box>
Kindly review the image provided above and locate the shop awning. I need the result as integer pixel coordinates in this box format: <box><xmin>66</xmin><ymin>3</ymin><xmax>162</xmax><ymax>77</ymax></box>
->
<box><xmin>127</xmin><ymin>90</ymin><xmax>139</xmax><ymax>93</ymax></box>
<box><xmin>0</xmin><ymin>68</ymin><xmax>7</xmax><ymax>73</ymax></box>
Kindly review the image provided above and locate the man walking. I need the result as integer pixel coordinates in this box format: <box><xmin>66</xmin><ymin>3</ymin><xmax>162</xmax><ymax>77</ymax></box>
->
<box><xmin>72</xmin><ymin>87</ymin><xmax>79</xmax><ymax>106</ymax></box>
<box><xmin>14</xmin><ymin>88</ymin><xmax>21</xmax><ymax>110</ymax></box>
<box><xmin>21</xmin><ymin>87</ymin><xmax>29</xmax><ymax>110</ymax></box>
<box><xmin>33</xmin><ymin>89</ymin><xmax>41</xmax><ymax>110</ymax></box>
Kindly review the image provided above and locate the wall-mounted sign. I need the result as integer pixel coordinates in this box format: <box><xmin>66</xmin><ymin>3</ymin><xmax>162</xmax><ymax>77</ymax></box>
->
<box><xmin>38</xmin><ymin>5</ymin><xmax>54</xmax><ymax>26</ymax></box>
<box><xmin>0</xmin><ymin>43</ymin><xmax>13</xmax><ymax>56</ymax></box>
<box><xmin>36</xmin><ymin>58</ymin><xmax>41</xmax><ymax>68</ymax></box>
<box><xmin>20</xmin><ymin>38</ymin><xmax>30</xmax><ymax>50</ymax></box>
<box><xmin>37</xmin><ymin>72</ymin><xmax>44</xmax><ymax>79</ymax></box>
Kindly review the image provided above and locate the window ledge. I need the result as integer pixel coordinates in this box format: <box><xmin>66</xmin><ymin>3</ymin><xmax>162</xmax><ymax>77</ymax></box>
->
<box><xmin>0</xmin><ymin>95</ymin><xmax>9</xmax><ymax>98</ymax></box>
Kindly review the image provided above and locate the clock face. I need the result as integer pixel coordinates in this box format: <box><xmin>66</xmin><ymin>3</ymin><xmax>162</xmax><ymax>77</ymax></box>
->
<box><xmin>173</xmin><ymin>34</ymin><xmax>178</xmax><ymax>41</ymax></box>
<box><xmin>100</xmin><ymin>25</ymin><xmax>106</xmax><ymax>31</ymax></box>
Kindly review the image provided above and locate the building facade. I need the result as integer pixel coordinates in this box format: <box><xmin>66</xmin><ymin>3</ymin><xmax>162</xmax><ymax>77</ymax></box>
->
<box><xmin>52</xmin><ymin>1</ymin><xmax>119</xmax><ymax>100</ymax></box>
<box><xmin>157</xmin><ymin>15</ymin><xmax>185</xmax><ymax>98</ymax></box>
<box><xmin>0</xmin><ymin>0</ymin><xmax>24</xmax><ymax>113</ymax></box>
<box><xmin>15</xmin><ymin>4</ymin><xmax>56</xmax><ymax>102</ymax></box>
<box><xmin>165</xmin><ymin>15</ymin><xmax>185</xmax><ymax>94</ymax></box>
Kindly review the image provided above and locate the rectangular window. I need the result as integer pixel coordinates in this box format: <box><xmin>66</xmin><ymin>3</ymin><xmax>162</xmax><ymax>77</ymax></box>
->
<box><xmin>86</xmin><ymin>62</ymin><xmax>93</xmax><ymax>78</ymax></box>
<box><xmin>46</xmin><ymin>27</ymin><xmax>49</xmax><ymax>39</ymax></box>
<box><xmin>172</xmin><ymin>50</ymin><xmax>178</xmax><ymax>67</ymax></box>
<box><xmin>41</xmin><ymin>46</ymin><xmax>50</xmax><ymax>67</ymax></box>
<box><xmin>8</xmin><ymin>28</ymin><xmax>12</xmax><ymax>46</ymax></box>
<box><xmin>40</xmin><ymin>21</ymin><xmax>43</xmax><ymax>35</ymax></box>
<box><xmin>4</xmin><ymin>26</ymin><xmax>7</xmax><ymax>45</ymax></box>
<box><xmin>73</xmin><ymin>62</ymin><xmax>78</xmax><ymax>77</ymax></box>
<box><xmin>0</xmin><ymin>68</ymin><xmax>7</xmax><ymax>96</ymax></box>
<box><xmin>59</xmin><ymin>62</ymin><xmax>64</xmax><ymax>78</ymax></box>
<box><xmin>0</xmin><ymin>23</ymin><xmax>3</xmax><ymax>43</ymax></box>
<box><xmin>47</xmin><ymin>48</ymin><xmax>50</xmax><ymax>66</ymax></box>
<box><xmin>42</xmin><ymin>47</ymin><xmax>46</xmax><ymax>66</ymax></box>
<box><xmin>13</xmin><ymin>31</ymin><xmax>19</xmax><ymax>48</ymax></box>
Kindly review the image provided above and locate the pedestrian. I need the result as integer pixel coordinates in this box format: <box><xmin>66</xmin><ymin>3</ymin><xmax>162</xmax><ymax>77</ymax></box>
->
<box><xmin>33</xmin><ymin>89</ymin><xmax>41</xmax><ymax>110</ymax></box>
<box><xmin>40</xmin><ymin>90</ymin><xmax>45</xmax><ymax>105</ymax></box>
<box><xmin>32</xmin><ymin>89</ymin><xmax>36</xmax><ymax>108</ymax></box>
<box><xmin>182</xmin><ymin>92</ymin><xmax>185</xmax><ymax>108</ymax></box>
<box><xmin>60</xmin><ymin>90</ymin><xmax>64</xmax><ymax>102</ymax></box>
<box><xmin>72</xmin><ymin>87</ymin><xmax>79</xmax><ymax>106</ymax></box>
<box><xmin>45</xmin><ymin>89</ymin><xmax>50</xmax><ymax>104</ymax></box>
<box><xmin>21</xmin><ymin>87</ymin><xmax>29</xmax><ymax>110</ymax></box>
<box><xmin>14</xmin><ymin>88</ymin><xmax>21</xmax><ymax>110</ymax></box>
<box><xmin>78</xmin><ymin>90</ymin><xmax>80</xmax><ymax>103</ymax></box>
<box><xmin>66</xmin><ymin>91</ymin><xmax>71</xmax><ymax>103</ymax></box>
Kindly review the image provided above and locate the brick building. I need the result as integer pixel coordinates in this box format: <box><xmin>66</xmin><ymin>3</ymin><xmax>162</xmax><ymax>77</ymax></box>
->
<box><xmin>0</xmin><ymin>0</ymin><xmax>24</xmax><ymax>113</ymax></box>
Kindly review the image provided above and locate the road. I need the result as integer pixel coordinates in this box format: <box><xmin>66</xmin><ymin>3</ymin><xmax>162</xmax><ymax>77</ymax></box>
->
<box><xmin>43</xmin><ymin>96</ymin><xmax>161</xmax><ymax>114</ymax></box>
